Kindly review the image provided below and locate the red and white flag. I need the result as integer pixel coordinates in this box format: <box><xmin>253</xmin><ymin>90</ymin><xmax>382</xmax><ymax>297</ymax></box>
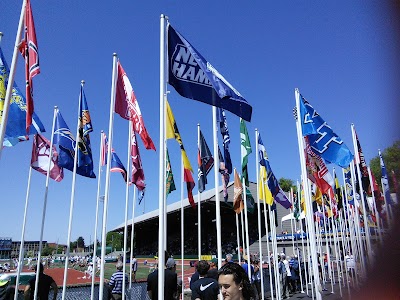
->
<box><xmin>130</xmin><ymin>129</ymin><xmax>145</xmax><ymax>191</ymax></box>
<box><xmin>31</xmin><ymin>134</ymin><xmax>63</xmax><ymax>182</ymax></box>
<box><xmin>19</xmin><ymin>0</ymin><xmax>40</xmax><ymax>133</ymax></box>
<box><xmin>115</xmin><ymin>61</ymin><xmax>156</xmax><ymax>151</ymax></box>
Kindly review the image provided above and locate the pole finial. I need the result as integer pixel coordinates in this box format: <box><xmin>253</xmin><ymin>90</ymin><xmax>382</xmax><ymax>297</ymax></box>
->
<box><xmin>54</xmin><ymin>106</ymin><xmax>58</xmax><ymax>109</ymax></box>
<box><xmin>113</xmin><ymin>53</ymin><xmax>117</xmax><ymax>57</ymax></box>
<box><xmin>0</xmin><ymin>32</ymin><xmax>3</xmax><ymax>37</ymax></box>
<box><xmin>81</xmin><ymin>80</ymin><xmax>85</xmax><ymax>85</ymax></box>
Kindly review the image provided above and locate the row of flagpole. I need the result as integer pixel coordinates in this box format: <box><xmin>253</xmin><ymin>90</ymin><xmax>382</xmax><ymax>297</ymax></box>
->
<box><xmin>3</xmin><ymin>6</ymin><xmax>398</xmax><ymax>300</ymax></box>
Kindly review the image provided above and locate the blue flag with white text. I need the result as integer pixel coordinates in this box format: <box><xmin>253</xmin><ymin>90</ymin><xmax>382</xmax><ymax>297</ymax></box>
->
<box><xmin>379</xmin><ymin>153</ymin><xmax>392</xmax><ymax>205</ymax></box>
<box><xmin>299</xmin><ymin>95</ymin><xmax>353</xmax><ymax>168</ymax></box>
<box><xmin>0</xmin><ymin>47</ymin><xmax>45</xmax><ymax>147</ymax></box>
<box><xmin>53</xmin><ymin>110</ymin><xmax>96</xmax><ymax>178</ymax></box>
<box><xmin>167</xmin><ymin>24</ymin><xmax>252</xmax><ymax>122</ymax></box>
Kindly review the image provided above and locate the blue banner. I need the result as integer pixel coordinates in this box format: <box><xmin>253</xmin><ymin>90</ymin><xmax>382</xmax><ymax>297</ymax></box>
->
<box><xmin>299</xmin><ymin>95</ymin><xmax>353</xmax><ymax>168</ymax></box>
<box><xmin>1</xmin><ymin>47</ymin><xmax>45</xmax><ymax>147</ymax></box>
<box><xmin>168</xmin><ymin>24</ymin><xmax>252</xmax><ymax>122</ymax></box>
<box><xmin>380</xmin><ymin>153</ymin><xmax>392</xmax><ymax>205</ymax></box>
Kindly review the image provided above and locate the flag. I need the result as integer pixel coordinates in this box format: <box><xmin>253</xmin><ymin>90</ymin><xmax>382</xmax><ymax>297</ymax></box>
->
<box><xmin>77</xmin><ymin>86</ymin><xmax>95</xmax><ymax>178</ymax></box>
<box><xmin>217</xmin><ymin>108</ymin><xmax>232</xmax><ymax>174</ymax></box>
<box><xmin>167</xmin><ymin>24</ymin><xmax>252</xmax><ymax>122</ymax></box>
<box><xmin>240</xmin><ymin>119</ymin><xmax>252</xmax><ymax>186</ymax></box>
<box><xmin>258</xmin><ymin>165</ymin><xmax>273</xmax><ymax>205</ymax></box>
<box><xmin>166</xmin><ymin>149</ymin><xmax>176</xmax><ymax>196</ymax></box>
<box><xmin>218</xmin><ymin>146</ymin><xmax>230</xmax><ymax>202</ymax></box>
<box><xmin>334</xmin><ymin>172</ymin><xmax>343</xmax><ymax>211</ymax></box>
<box><xmin>344</xmin><ymin>165</ymin><xmax>356</xmax><ymax>206</ymax></box>
<box><xmin>0</xmin><ymin>47</ymin><xmax>45</xmax><ymax>147</ymax></box>
<box><xmin>166</xmin><ymin>100</ymin><xmax>195</xmax><ymax>208</ymax></box>
<box><xmin>100</xmin><ymin>132</ymin><xmax>127</xmax><ymax>182</ymax></box>
<box><xmin>197</xmin><ymin>130</ymin><xmax>214</xmax><ymax>193</ymax></box>
<box><xmin>299</xmin><ymin>94</ymin><xmax>353</xmax><ymax>168</ymax></box>
<box><xmin>115</xmin><ymin>61</ymin><xmax>156</xmax><ymax>151</ymax></box>
<box><xmin>354</xmin><ymin>130</ymin><xmax>370</xmax><ymax>194</ymax></box>
<box><xmin>53</xmin><ymin>110</ymin><xmax>95</xmax><ymax>178</ymax></box>
<box><xmin>379</xmin><ymin>152</ymin><xmax>392</xmax><ymax>205</ymax></box>
<box><xmin>370</xmin><ymin>172</ymin><xmax>385</xmax><ymax>217</ymax></box>
<box><xmin>18</xmin><ymin>0</ymin><xmax>40</xmax><ymax>133</ymax></box>
<box><xmin>293</xmin><ymin>191</ymin><xmax>300</xmax><ymax>220</ymax></box>
<box><xmin>258</xmin><ymin>132</ymin><xmax>292</xmax><ymax>209</ymax></box>
<box><xmin>233</xmin><ymin>169</ymin><xmax>244</xmax><ymax>214</ymax></box>
<box><xmin>131</xmin><ymin>129</ymin><xmax>145</xmax><ymax>191</ymax></box>
<box><xmin>31</xmin><ymin>134</ymin><xmax>63</xmax><ymax>182</ymax></box>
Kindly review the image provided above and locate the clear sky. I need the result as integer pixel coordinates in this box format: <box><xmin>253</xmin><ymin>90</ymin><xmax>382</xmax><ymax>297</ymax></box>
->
<box><xmin>1</xmin><ymin>1</ymin><xmax>399</xmax><ymax>245</ymax></box>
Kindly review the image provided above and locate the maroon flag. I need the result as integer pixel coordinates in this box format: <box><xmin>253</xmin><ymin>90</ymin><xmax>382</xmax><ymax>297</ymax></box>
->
<box><xmin>355</xmin><ymin>131</ymin><xmax>370</xmax><ymax>194</ymax></box>
<box><xmin>184</xmin><ymin>168</ymin><xmax>196</xmax><ymax>208</ymax></box>
<box><xmin>115</xmin><ymin>61</ymin><xmax>156</xmax><ymax>151</ymax></box>
<box><xmin>31</xmin><ymin>134</ymin><xmax>63</xmax><ymax>182</ymax></box>
<box><xmin>131</xmin><ymin>129</ymin><xmax>145</xmax><ymax>191</ymax></box>
<box><xmin>19</xmin><ymin>0</ymin><xmax>40</xmax><ymax>133</ymax></box>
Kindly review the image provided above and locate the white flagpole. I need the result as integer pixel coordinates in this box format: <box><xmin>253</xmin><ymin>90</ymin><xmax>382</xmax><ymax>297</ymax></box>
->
<box><xmin>296</xmin><ymin>181</ymin><xmax>305</xmax><ymax>295</ymax></box>
<box><xmin>90</xmin><ymin>131</ymin><xmax>104</xmax><ymax>300</ymax></box>
<box><xmin>240</xmin><ymin>210</ymin><xmax>246</xmax><ymax>259</ymax></box>
<box><xmin>242</xmin><ymin>178</ymin><xmax>251</xmax><ymax>281</ymax></box>
<box><xmin>197</xmin><ymin>123</ymin><xmax>202</xmax><ymax>261</ymax></box>
<box><xmin>289</xmin><ymin>190</ymin><xmax>296</xmax><ymax>256</ymax></box>
<box><xmin>180</xmin><ymin>156</ymin><xmax>185</xmax><ymax>297</ymax></box>
<box><xmin>13</xmin><ymin>166</ymin><xmax>32</xmax><ymax>300</ymax></box>
<box><xmin>351</xmin><ymin>124</ymin><xmax>372</xmax><ymax>262</ymax></box>
<box><xmin>212</xmin><ymin>105</ymin><xmax>222</xmax><ymax>269</ymax></box>
<box><xmin>61</xmin><ymin>80</ymin><xmax>86</xmax><ymax>300</ymax></box>
<box><xmin>99</xmin><ymin>53</ymin><xmax>118</xmax><ymax>300</ymax></box>
<box><xmin>122</xmin><ymin>122</ymin><xmax>133</xmax><ymax>298</ymax></box>
<box><xmin>235</xmin><ymin>214</ymin><xmax>241</xmax><ymax>265</ymax></box>
<box><xmin>367</xmin><ymin>167</ymin><xmax>383</xmax><ymax>246</ymax></box>
<box><xmin>269</xmin><ymin>206</ymin><xmax>281</xmax><ymax>300</ymax></box>
<box><xmin>254</xmin><ymin>129</ymin><xmax>265</xmax><ymax>300</ymax></box>
<box><xmin>295</xmin><ymin>88</ymin><xmax>322</xmax><ymax>300</ymax></box>
<box><xmin>262</xmin><ymin>202</ymin><xmax>273</xmax><ymax>300</ymax></box>
<box><xmin>158</xmin><ymin>15</ymin><xmax>167</xmax><ymax>300</ymax></box>
<box><xmin>129</xmin><ymin>187</ymin><xmax>137</xmax><ymax>288</ymax></box>
<box><xmin>33</xmin><ymin>107</ymin><xmax>57</xmax><ymax>300</ymax></box>
<box><xmin>0</xmin><ymin>0</ymin><xmax>26</xmax><ymax>156</ymax></box>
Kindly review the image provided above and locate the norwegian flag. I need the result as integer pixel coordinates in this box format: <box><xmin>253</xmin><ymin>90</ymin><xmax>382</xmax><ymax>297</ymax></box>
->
<box><xmin>115</xmin><ymin>61</ymin><xmax>156</xmax><ymax>151</ymax></box>
<box><xmin>19</xmin><ymin>0</ymin><xmax>40</xmax><ymax>134</ymax></box>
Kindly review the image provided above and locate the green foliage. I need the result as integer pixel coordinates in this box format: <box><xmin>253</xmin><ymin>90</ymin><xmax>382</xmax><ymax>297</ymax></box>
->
<box><xmin>279</xmin><ymin>177</ymin><xmax>297</xmax><ymax>193</ymax></box>
<box><xmin>369</xmin><ymin>141</ymin><xmax>400</xmax><ymax>193</ymax></box>
<box><xmin>106</xmin><ymin>232</ymin><xmax>123</xmax><ymax>251</ymax></box>
<box><xmin>42</xmin><ymin>246</ymin><xmax>54</xmax><ymax>256</ymax></box>
<box><xmin>76</xmin><ymin>236</ymin><xmax>85</xmax><ymax>248</ymax></box>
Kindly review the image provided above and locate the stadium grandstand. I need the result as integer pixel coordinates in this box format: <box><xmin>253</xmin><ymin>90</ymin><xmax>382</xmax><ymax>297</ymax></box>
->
<box><xmin>112</xmin><ymin>182</ymin><xmax>295</xmax><ymax>258</ymax></box>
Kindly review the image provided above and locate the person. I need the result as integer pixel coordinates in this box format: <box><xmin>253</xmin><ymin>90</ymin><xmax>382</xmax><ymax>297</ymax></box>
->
<box><xmin>218</xmin><ymin>262</ymin><xmax>255</xmax><ymax>300</ymax></box>
<box><xmin>225</xmin><ymin>254</ymin><xmax>234</xmax><ymax>264</ymax></box>
<box><xmin>279</xmin><ymin>254</ymin><xmax>290</xmax><ymax>299</ymax></box>
<box><xmin>83</xmin><ymin>262</ymin><xmax>94</xmax><ymax>279</ymax></box>
<box><xmin>24</xmin><ymin>264</ymin><xmax>58</xmax><ymax>300</ymax></box>
<box><xmin>289</xmin><ymin>255</ymin><xmax>299</xmax><ymax>293</ymax></box>
<box><xmin>147</xmin><ymin>255</ymin><xmax>178</xmax><ymax>300</ymax></box>
<box><xmin>191</xmin><ymin>260</ymin><xmax>219</xmax><ymax>300</ymax></box>
<box><xmin>108</xmin><ymin>261</ymin><xmax>128</xmax><ymax>300</ymax></box>
<box><xmin>345</xmin><ymin>252</ymin><xmax>355</xmax><ymax>277</ymax></box>
<box><xmin>252</xmin><ymin>260</ymin><xmax>262</xmax><ymax>300</ymax></box>
<box><xmin>207</xmin><ymin>258</ymin><xmax>218</xmax><ymax>280</ymax></box>
<box><xmin>131</xmin><ymin>255</ymin><xmax>138</xmax><ymax>283</ymax></box>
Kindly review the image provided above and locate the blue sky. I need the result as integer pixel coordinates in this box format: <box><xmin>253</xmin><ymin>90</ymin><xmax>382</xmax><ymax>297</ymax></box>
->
<box><xmin>1</xmin><ymin>1</ymin><xmax>399</xmax><ymax>245</ymax></box>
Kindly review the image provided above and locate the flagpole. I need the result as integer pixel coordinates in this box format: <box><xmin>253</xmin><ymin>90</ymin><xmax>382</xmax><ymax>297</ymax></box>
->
<box><xmin>13</xmin><ymin>166</ymin><xmax>32</xmax><ymax>300</ymax></box>
<box><xmin>254</xmin><ymin>129</ymin><xmax>265</xmax><ymax>300</ymax></box>
<box><xmin>262</xmin><ymin>202</ymin><xmax>273</xmax><ymax>300</ymax></box>
<box><xmin>91</xmin><ymin>131</ymin><xmax>104</xmax><ymax>300</ymax></box>
<box><xmin>99</xmin><ymin>53</ymin><xmax>118</xmax><ymax>300</ymax></box>
<box><xmin>242</xmin><ymin>177</ymin><xmax>251</xmax><ymax>281</ymax></box>
<box><xmin>33</xmin><ymin>106</ymin><xmax>57</xmax><ymax>300</ymax></box>
<box><xmin>158</xmin><ymin>14</ymin><xmax>167</xmax><ymax>300</ymax></box>
<box><xmin>351</xmin><ymin>124</ymin><xmax>372</xmax><ymax>263</ymax></box>
<box><xmin>295</xmin><ymin>88</ymin><xmax>322</xmax><ymax>300</ymax></box>
<box><xmin>367</xmin><ymin>167</ymin><xmax>383</xmax><ymax>246</ymax></box>
<box><xmin>240</xmin><ymin>211</ymin><xmax>246</xmax><ymax>259</ymax></box>
<box><xmin>197</xmin><ymin>123</ymin><xmax>202</xmax><ymax>261</ymax></box>
<box><xmin>379</xmin><ymin>150</ymin><xmax>393</xmax><ymax>226</ymax></box>
<box><xmin>235</xmin><ymin>214</ymin><xmax>241</xmax><ymax>265</ymax></box>
<box><xmin>122</xmin><ymin>122</ymin><xmax>133</xmax><ymax>298</ymax></box>
<box><xmin>129</xmin><ymin>187</ymin><xmax>137</xmax><ymax>289</ymax></box>
<box><xmin>61</xmin><ymin>80</ymin><xmax>85</xmax><ymax>300</ymax></box>
<box><xmin>212</xmin><ymin>105</ymin><xmax>223</xmax><ymax>269</ymax></box>
<box><xmin>180</xmin><ymin>155</ymin><xmax>185</xmax><ymax>297</ymax></box>
<box><xmin>0</xmin><ymin>0</ymin><xmax>26</xmax><ymax>156</ymax></box>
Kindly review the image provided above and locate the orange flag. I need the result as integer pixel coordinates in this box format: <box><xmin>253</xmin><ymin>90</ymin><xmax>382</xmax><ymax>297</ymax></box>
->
<box><xmin>233</xmin><ymin>169</ymin><xmax>244</xmax><ymax>214</ymax></box>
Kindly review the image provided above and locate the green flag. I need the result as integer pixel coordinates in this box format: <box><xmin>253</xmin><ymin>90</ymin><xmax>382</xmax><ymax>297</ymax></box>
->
<box><xmin>240</xmin><ymin>119</ymin><xmax>252</xmax><ymax>186</ymax></box>
<box><xmin>166</xmin><ymin>149</ymin><xmax>176</xmax><ymax>196</ymax></box>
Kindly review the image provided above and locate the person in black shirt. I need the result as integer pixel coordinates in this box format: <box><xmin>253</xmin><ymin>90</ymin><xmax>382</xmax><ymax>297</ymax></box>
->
<box><xmin>24</xmin><ymin>264</ymin><xmax>58</xmax><ymax>300</ymax></box>
<box><xmin>147</xmin><ymin>256</ymin><xmax>178</xmax><ymax>300</ymax></box>
<box><xmin>191</xmin><ymin>260</ymin><xmax>219</xmax><ymax>300</ymax></box>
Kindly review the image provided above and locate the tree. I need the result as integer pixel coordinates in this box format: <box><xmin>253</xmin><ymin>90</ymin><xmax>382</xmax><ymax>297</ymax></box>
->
<box><xmin>279</xmin><ymin>177</ymin><xmax>297</xmax><ymax>193</ymax></box>
<box><xmin>370</xmin><ymin>140</ymin><xmax>400</xmax><ymax>193</ymax></box>
<box><xmin>42</xmin><ymin>245</ymin><xmax>55</xmax><ymax>256</ymax></box>
<box><xmin>106</xmin><ymin>232</ymin><xmax>123</xmax><ymax>251</ymax></box>
<box><xmin>76</xmin><ymin>236</ymin><xmax>85</xmax><ymax>249</ymax></box>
